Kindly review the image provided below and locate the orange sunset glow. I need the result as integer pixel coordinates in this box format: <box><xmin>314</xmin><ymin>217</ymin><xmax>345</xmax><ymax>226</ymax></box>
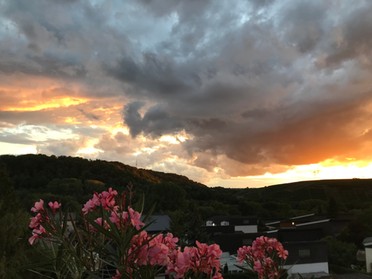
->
<box><xmin>1</xmin><ymin>1</ymin><xmax>372</xmax><ymax>187</ymax></box>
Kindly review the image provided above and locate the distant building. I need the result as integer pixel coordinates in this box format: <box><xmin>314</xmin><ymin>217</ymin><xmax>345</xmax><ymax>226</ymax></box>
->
<box><xmin>264</xmin><ymin>214</ymin><xmax>332</xmax><ymax>277</ymax></box>
<box><xmin>204</xmin><ymin>214</ymin><xmax>332</xmax><ymax>277</ymax></box>
<box><xmin>265</xmin><ymin>213</ymin><xmax>350</xmax><ymax>237</ymax></box>
<box><xmin>363</xmin><ymin>237</ymin><xmax>372</xmax><ymax>272</ymax></box>
<box><xmin>267</xmin><ymin>228</ymin><xmax>329</xmax><ymax>277</ymax></box>
<box><xmin>205</xmin><ymin>216</ymin><xmax>258</xmax><ymax>233</ymax></box>
<box><xmin>145</xmin><ymin>215</ymin><xmax>171</xmax><ymax>234</ymax></box>
<box><xmin>204</xmin><ymin>216</ymin><xmax>259</xmax><ymax>254</ymax></box>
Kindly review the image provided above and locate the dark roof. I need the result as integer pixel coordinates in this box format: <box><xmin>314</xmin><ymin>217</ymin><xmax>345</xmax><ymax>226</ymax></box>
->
<box><xmin>266</xmin><ymin>213</ymin><xmax>317</xmax><ymax>226</ymax></box>
<box><xmin>145</xmin><ymin>215</ymin><xmax>170</xmax><ymax>233</ymax></box>
<box><xmin>363</xmin><ymin>237</ymin><xmax>372</xmax><ymax>247</ymax></box>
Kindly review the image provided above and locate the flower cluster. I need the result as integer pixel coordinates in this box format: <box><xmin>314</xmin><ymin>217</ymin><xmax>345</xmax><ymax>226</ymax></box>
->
<box><xmin>28</xmin><ymin>199</ymin><xmax>61</xmax><ymax>245</ymax></box>
<box><xmin>29</xmin><ymin>188</ymin><xmax>287</xmax><ymax>279</ymax></box>
<box><xmin>29</xmin><ymin>188</ymin><xmax>223</xmax><ymax>279</ymax></box>
<box><xmin>81</xmin><ymin>187</ymin><xmax>144</xmax><ymax>234</ymax></box>
<box><xmin>129</xmin><ymin>231</ymin><xmax>179</xmax><ymax>267</ymax></box>
<box><xmin>167</xmin><ymin>241</ymin><xmax>223</xmax><ymax>279</ymax></box>
<box><xmin>82</xmin><ymin>187</ymin><xmax>118</xmax><ymax>214</ymax></box>
<box><xmin>237</xmin><ymin>236</ymin><xmax>288</xmax><ymax>279</ymax></box>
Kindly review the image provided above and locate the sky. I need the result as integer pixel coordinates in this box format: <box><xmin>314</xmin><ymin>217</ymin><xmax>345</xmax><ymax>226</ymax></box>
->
<box><xmin>1</xmin><ymin>0</ymin><xmax>372</xmax><ymax>188</ymax></box>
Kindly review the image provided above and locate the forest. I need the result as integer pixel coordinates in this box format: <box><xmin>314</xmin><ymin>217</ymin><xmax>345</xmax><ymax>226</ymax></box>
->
<box><xmin>2</xmin><ymin>154</ymin><xmax>372</xmax><ymax>278</ymax></box>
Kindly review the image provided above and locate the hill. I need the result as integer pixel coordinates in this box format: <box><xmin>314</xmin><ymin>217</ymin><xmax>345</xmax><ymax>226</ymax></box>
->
<box><xmin>0</xmin><ymin>154</ymin><xmax>209</xmax><ymax>211</ymax></box>
<box><xmin>2</xmin><ymin>154</ymin><xmax>372</xmax><ymax>220</ymax></box>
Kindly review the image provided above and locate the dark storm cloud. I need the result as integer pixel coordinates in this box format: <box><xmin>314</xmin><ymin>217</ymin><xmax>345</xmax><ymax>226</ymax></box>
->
<box><xmin>2</xmin><ymin>0</ymin><xmax>372</xmax><ymax>176</ymax></box>
<box><xmin>276</xmin><ymin>1</ymin><xmax>327</xmax><ymax>53</ymax></box>
<box><xmin>107</xmin><ymin>53</ymin><xmax>200</xmax><ymax>98</ymax></box>
<box><xmin>124</xmin><ymin>102</ymin><xmax>184</xmax><ymax>137</ymax></box>
<box><xmin>0</xmin><ymin>0</ymin><xmax>131</xmax><ymax>83</ymax></box>
<box><xmin>324</xmin><ymin>4</ymin><xmax>372</xmax><ymax>67</ymax></box>
<box><xmin>105</xmin><ymin>0</ymin><xmax>372</xmax><ymax>173</ymax></box>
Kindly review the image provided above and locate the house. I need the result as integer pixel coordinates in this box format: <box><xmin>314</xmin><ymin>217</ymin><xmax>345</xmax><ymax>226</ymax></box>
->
<box><xmin>145</xmin><ymin>214</ymin><xmax>171</xmax><ymax>234</ymax></box>
<box><xmin>203</xmin><ymin>214</ymin><xmax>331</xmax><ymax>277</ymax></box>
<box><xmin>267</xmin><ymin>228</ymin><xmax>329</xmax><ymax>277</ymax></box>
<box><xmin>283</xmin><ymin>239</ymin><xmax>329</xmax><ymax>276</ymax></box>
<box><xmin>212</xmin><ymin>231</ymin><xmax>262</xmax><ymax>254</ymax></box>
<box><xmin>265</xmin><ymin>214</ymin><xmax>330</xmax><ymax>277</ymax></box>
<box><xmin>203</xmin><ymin>216</ymin><xmax>259</xmax><ymax>254</ymax></box>
<box><xmin>205</xmin><ymin>216</ymin><xmax>258</xmax><ymax>234</ymax></box>
<box><xmin>363</xmin><ymin>237</ymin><xmax>372</xmax><ymax>272</ymax></box>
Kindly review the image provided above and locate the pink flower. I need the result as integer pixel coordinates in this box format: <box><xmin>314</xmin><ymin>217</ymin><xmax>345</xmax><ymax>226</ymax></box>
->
<box><xmin>82</xmin><ymin>193</ymin><xmax>100</xmax><ymax>214</ymax></box>
<box><xmin>195</xmin><ymin>242</ymin><xmax>222</xmax><ymax>275</ymax></box>
<box><xmin>31</xmin><ymin>199</ymin><xmax>44</xmax><ymax>213</ymax></box>
<box><xmin>148</xmin><ymin>242</ymin><xmax>169</xmax><ymax>266</ymax></box>
<box><xmin>254</xmin><ymin>260</ymin><xmax>263</xmax><ymax>276</ymax></box>
<box><xmin>237</xmin><ymin>236</ymin><xmax>288</xmax><ymax>279</ymax></box>
<box><xmin>28</xmin><ymin>225</ymin><xmax>46</xmax><ymax>245</ymax></box>
<box><xmin>237</xmin><ymin>245</ymin><xmax>251</xmax><ymax>263</ymax></box>
<box><xmin>148</xmin><ymin>233</ymin><xmax>178</xmax><ymax>266</ymax></box>
<box><xmin>29</xmin><ymin>213</ymin><xmax>43</xmax><ymax>229</ymax></box>
<box><xmin>163</xmin><ymin>233</ymin><xmax>179</xmax><ymax>250</ymax></box>
<box><xmin>82</xmin><ymin>188</ymin><xmax>118</xmax><ymax>214</ymax></box>
<box><xmin>167</xmin><ymin>248</ymin><xmax>192</xmax><ymax>279</ymax></box>
<box><xmin>128</xmin><ymin>231</ymin><xmax>150</xmax><ymax>266</ymax></box>
<box><xmin>30</xmin><ymin>188</ymin><xmax>228</xmax><ymax>279</ymax></box>
<box><xmin>166</xmin><ymin>241</ymin><xmax>222</xmax><ymax>278</ymax></box>
<box><xmin>48</xmin><ymin>201</ymin><xmax>61</xmax><ymax>214</ymax></box>
<box><xmin>278</xmin><ymin>248</ymin><xmax>288</xmax><ymax>259</ymax></box>
<box><xmin>128</xmin><ymin>207</ymin><xmax>144</xmax><ymax>230</ymax></box>
<box><xmin>100</xmin><ymin>188</ymin><xmax>118</xmax><ymax>210</ymax></box>
<box><xmin>94</xmin><ymin>217</ymin><xmax>110</xmax><ymax>230</ymax></box>
<box><xmin>207</xmin><ymin>243</ymin><xmax>222</xmax><ymax>258</ymax></box>
<box><xmin>28</xmin><ymin>234</ymin><xmax>39</xmax><ymax>246</ymax></box>
<box><xmin>109</xmin><ymin>210</ymin><xmax>129</xmax><ymax>227</ymax></box>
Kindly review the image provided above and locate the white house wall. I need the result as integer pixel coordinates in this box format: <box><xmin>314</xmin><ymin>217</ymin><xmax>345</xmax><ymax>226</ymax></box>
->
<box><xmin>285</xmin><ymin>262</ymin><xmax>329</xmax><ymax>276</ymax></box>
<box><xmin>234</xmin><ymin>225</ymin><xmax>257</xmax><ymax>233</ymax></box>
<box><xmin>365</xmin><ymin>247</ymin><xmax>372</xmax><ymax>273</ymax></box>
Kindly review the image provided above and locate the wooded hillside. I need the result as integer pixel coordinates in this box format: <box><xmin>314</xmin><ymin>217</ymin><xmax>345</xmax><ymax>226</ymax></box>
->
<box><xmin>2</xmin><ymin>154</ymin><xmax>372</xmax><ymax>219</ymax></box>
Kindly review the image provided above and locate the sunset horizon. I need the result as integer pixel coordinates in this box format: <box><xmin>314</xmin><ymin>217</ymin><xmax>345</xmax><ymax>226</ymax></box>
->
<box><xmin>2</xmin><ymin>1</ymin><xmax>372</xmax><ymax>188</ymax></box>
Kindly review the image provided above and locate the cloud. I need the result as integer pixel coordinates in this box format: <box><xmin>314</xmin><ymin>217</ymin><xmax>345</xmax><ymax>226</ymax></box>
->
<box><xmin>37</xmin><ymin>140</ymin><xmax>80</xmax><ymax>156</ymax></box>
<box><xmin>2</xmin><ymin>0</ymin><xmax>372</xmax><ymax>183</ymax></box>
<box><xmin>124</xmin><ymin>102</ymin><xmax>184</xmax><ymax>137</ymax></box>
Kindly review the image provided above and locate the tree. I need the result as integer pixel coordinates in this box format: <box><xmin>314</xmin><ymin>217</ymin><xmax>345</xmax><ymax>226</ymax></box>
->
<box><xmin>340</xmin><ymin>207</ymin><xmax>372</xmax><ymax>248</ymax></box>
<box><xmin>0</xmin><ymin>166</ymin><xmax>41</xmax><ymax>278</ymax></box>
<box><xmin>324</xmin><ymin>236</ymin><xmax>357</xmax><ymax>269</ymax></box>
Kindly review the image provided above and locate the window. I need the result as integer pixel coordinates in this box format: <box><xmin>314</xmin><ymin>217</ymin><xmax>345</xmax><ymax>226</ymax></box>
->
<box><xmin>206</xmin><ymin>220</ymin><xmax>214</xmax><ymax>226</ymax></box>
<box><xmin>298</xmin><ymin>249</ymin><xmax>311</xmax><ymax>258</ymax></box>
